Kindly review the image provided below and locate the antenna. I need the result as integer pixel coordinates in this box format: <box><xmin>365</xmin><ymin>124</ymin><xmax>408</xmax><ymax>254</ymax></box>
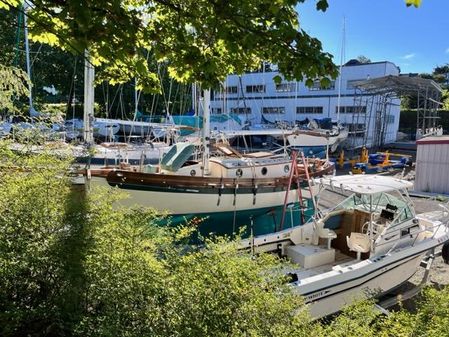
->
<box><xmin>336</xmin><ymin>16</ymin><xmax>346</xmax><ymax>123</ymax></box>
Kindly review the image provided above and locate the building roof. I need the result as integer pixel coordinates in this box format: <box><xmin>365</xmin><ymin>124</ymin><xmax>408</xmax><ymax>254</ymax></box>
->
<box><xmin>352</xmin><ymin>75</ymin><xmax>443</xmax><ymax>96</ymax></box>
<box><xmin>317</xmin><ymin>175</ymin><xmax>413</xmax><ymax>195</ymax></box>
<box><xmin>416</xmin><ymin>136</ymin><xmax>449</xmax><ymax>145</ymax></box>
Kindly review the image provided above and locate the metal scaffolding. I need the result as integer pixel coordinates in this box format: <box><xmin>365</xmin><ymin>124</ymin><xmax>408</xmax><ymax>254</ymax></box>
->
<box><xmin>350</xmin><ymin>75</ymin><xmax>443</xmax><ymax>149</ymax></box>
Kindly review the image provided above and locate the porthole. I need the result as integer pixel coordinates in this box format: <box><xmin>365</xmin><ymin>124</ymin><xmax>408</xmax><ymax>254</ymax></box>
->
<box><xmin>261</xmin><ymin>167</ymin><xmax>268</xmax><ymax>175</ymax></box>
<box><xmin>190</xmin><ymin>169</ymin><xmax>196</xmax><ymax>176</ymax></box>
<box><xmin>236</xmin><ymin>168</ymin><xmax>243</xmax><ymax>177</ymax></box>
<box><xmin>284</xmin><ymin>165</ymin><xmax>290</xmax><ymax>173</ymax></box>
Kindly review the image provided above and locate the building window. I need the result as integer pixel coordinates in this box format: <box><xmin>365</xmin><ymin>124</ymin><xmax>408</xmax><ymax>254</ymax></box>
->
<box><xmin>211</xmin><ymin>108</ymin><xmax>222</xmax><ymax>114</ymax></box>
<box><xmin>230</xmin><ymin>107</ymin><xmax>251</xmax><ymax>114</ymax></box>
<box><xmin>296</xmin><ymin>106</ymin><xmax>323</xmax><ymax>114</ymax></box>
<box><xmin>246</xmin><ymin>85</ymin><xmax>266</xmax><ymax>93</ymax></box>
<box><xmin>309</xmin><ymin>79</ymin><xmax>335</xmax><ymax>91</ymax></box>
<box><xmin>275</xmin><ymin>82</ymin><xmax>296</xmax><ymax>92</ymax></box>
<box><xmin>226</xmin><ymin>86</ymin><xmax>238</xmax><ymax>94</ymax></box>
<box><xmin>335</xmin><ymin>106</ymin><xmax>367</xmax><ymax>114</ymax></box>
<box><xmin>262</xmin><ymin>107</ymin><xmax>285</xmax><ymax>114</ymax></box>
<box><xmin>347</xmin><ymin>79</ymin><xmax>364</xmax><ymax>90</ymax></box>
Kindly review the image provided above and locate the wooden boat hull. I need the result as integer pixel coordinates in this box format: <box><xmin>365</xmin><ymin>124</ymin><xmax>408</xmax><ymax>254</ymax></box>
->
<box><xmin>88</xmin><ymin>162</ymin><xmax>332</xmax><ymax>236</ymax></box>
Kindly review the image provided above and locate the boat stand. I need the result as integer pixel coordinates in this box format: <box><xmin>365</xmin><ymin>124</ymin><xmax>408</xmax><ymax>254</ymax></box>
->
<box><xmin>375</xmin><ymin>249</ymin><xmax>438</xmax><ymax>315</ymax></box>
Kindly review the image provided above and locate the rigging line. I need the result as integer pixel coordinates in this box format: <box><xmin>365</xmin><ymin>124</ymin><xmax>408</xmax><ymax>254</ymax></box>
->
<box><xmin>30</xmin><ymin>43</ymin><xmax>42</xmax><ymax>68</ymax></box>
<box><xmin>107</xmin><ymin>84</ymin><xmax>122</xmax><ymax>116</ymax></box>
<box><xmin>149</xmin><ymin>63</ymin><xmax>161</xmax><ymax>117</ymax></box>
<box><xmin>66</xmin><ymin>56</ymin><xmax>77</xmax><ymax>112</ymax></box>
<box><xmin>133</xmin><ymin>49</ymin><xmax>151</xmax><ymax>121</ymax></box>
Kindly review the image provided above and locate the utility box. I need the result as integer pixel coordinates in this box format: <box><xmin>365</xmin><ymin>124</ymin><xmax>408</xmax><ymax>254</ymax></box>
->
<box><xmin>286</xmin><ymin>244</ymin><xmax>335</xmax><ymax>268</ymax></box>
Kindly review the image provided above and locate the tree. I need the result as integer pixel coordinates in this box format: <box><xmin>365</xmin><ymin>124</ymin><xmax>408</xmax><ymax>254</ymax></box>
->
<box><xmin>0</xmin><ymin>64</ymin><xmax>29</xmax><ymax>114</ymax></box>
<box><xmin>0</xmin><ymin>139</ymin><xmax>319</xmax><ymax>336</ymax></box>
<box><xmin>356</xmin><ymin>55</ymin><xmax>371</xmax><ymax>64</ymax></box>
<box><xmin>1</xmin><ymin>0</ymin><xmax>339</xmax><ymax>92</ymax></box>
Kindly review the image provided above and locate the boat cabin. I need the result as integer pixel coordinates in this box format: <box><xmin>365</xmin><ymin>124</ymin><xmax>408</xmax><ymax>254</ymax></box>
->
<box><xmin>245</xmin><ymin>175</ymin><xmax>424</xmax><ymax>269</ymax></box>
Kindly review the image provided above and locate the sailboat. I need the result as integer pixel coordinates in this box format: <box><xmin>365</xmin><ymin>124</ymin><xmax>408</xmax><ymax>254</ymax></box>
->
<box><xmin>87</xmin><ymin>90</ymin><xmax>334</xmax><ymax>236</ymax></box>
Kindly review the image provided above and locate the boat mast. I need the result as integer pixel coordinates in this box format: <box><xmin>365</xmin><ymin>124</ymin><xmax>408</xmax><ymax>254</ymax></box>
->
<box><xmin>202</xmin><ymin>88</ymin><xmax>211</xmax><ymax>175</ymax></box>
<box><xmin>23</xmin><ymin>3</ymin><xmax>37</xmax><ymax>117</ymax></box>
<box><xmin>83</xmin><ymin>50</ymin><xmax>94</xmax><ymax>144</ymax></box>
<box><xmin>336</xmin><ymin>17</ymin><xmax>346</xmax><ymax>123</ymax></box>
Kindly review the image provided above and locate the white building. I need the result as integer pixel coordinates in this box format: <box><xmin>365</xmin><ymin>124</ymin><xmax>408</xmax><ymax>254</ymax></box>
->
<box><xmin>210</xmin><ymin>60</ymin><xmax>401</xmax><ymax>147</ymax></box>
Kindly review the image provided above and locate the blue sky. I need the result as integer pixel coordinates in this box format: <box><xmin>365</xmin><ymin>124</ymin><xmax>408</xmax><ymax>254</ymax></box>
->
<box><xmin>296</xmin><ymin>0</ymin><xmax>449</xmax><ymax>74</ymax></box>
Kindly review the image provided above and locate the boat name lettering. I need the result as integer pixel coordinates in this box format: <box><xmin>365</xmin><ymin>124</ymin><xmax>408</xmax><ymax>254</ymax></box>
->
<box><xmin>305</xmin><ymin>290</ymin><xmax>330</xmax><ymax>301</ymax></box>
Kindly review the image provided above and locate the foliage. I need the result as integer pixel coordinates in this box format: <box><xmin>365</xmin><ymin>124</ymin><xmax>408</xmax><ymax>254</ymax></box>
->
<box><xmin>356</xmin><ymin>55</ymin><xmax>371</xmax><ymax>64</ymax></box>
<box><xmin>0</xmin><ymin>64</ymin><xmax>30</xmax><ymax>113</ymax></box>
<box><xmin>405</xmin><ymin>0</ymin><xmax>422</xmax><ymax>7</ymax></box>
<box><xmin>0</xmin><ymin>139</ymin><xmax>318</xmax><ymax>336</ymax></box>
<box><xmin>1</xmin><ymin>0</ymin><xmax>339</xmax><ymax>92</ymax></box>
<box><xmin>0</xmin><ymin>141</ymin><xmax>73</xmax><ymax>335</ymax></box>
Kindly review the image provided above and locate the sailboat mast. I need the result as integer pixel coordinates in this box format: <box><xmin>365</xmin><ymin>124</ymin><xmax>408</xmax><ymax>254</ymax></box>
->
<box><xmin>336</xmin><ymin>17</ymin><xmax>346</xmax><ymax>123</ymax></box>
<box><xmin>23</xmin><ymin>3</ymin><xmax>34</xmax><ymax>116</ymax></box>
<box><xmin>83</xmin><ymin>50</ymin><xmax>94</xmax><ymax>144</ymax></box>
<box><xmin>202</xmin><ymin>89</ymin><xmax>211</xmax><ymax>175</ymax></box>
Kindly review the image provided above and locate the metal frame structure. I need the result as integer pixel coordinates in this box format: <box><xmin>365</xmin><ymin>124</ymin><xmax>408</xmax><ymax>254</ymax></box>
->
<box><xmin>350</xmin><ymin>75</ymin><xmax>443</xmax><ymax>150</ymax></box>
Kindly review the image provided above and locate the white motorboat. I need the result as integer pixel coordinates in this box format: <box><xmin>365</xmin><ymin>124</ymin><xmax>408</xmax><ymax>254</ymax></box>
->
<box><xmin>241</xmin><ymin>175</ymin><xmax>449</xmax><ymax>318</ymax></box>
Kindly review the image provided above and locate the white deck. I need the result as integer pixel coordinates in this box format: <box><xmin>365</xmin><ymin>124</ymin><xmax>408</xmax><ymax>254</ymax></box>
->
<box><xmin>286</xmin><ymin>247</ymin><xmax>355</xmax><ymax>280</ymax></box>
<box><xmin>317</xmin><ymin>175</ymin><xmax>413</xmax><ymax>195</ymax></box>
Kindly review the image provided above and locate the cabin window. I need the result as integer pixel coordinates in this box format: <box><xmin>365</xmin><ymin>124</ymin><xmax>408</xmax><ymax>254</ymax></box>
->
<box><xmin>284</xmin><ymin>165</ymin><xmax>290</xmax><ymax>173</ymax></box>
<box><xmin>401</xmin><ymin>228</ymin><xmax>411</xmax><ymax>237</ymax></box>
<box><xmin>261</xmin><ymin>167</ymin><xmax>268</xmax><ymax>175</ymax></box>
<box><xmin>190</xmin><ymin>169</ymin><xmax>196</xmax><ymax>176</ymax></box>
<box><xmin>236</xmin><ymin>168</ymin><xmax>243</xmax><ymax>177</ymax></box>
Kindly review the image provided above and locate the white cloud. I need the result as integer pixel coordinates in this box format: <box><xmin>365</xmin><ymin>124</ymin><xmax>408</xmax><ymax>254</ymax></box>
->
<box><xmin>402</xmin><ymin>53</ymin><xmax>416</xmax><ymax>60</ymax></box>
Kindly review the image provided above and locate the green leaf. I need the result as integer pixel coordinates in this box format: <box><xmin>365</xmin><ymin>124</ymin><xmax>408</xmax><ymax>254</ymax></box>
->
<box><xmin>405</xmin><ymin>0</ymin><xmax>422</xmax><ymax>7</ymax></box>
<box><xmin>316</xmin><ymin>0</ymin><xmax>329</xmax><ymax>12</ymax></box>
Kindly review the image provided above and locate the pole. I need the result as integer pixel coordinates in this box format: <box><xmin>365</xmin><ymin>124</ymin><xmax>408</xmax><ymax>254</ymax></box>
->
<box><xmin>336</xmin><ymin>16</ymin><xmax>346</xmax><ymax>123</ymax></box>
<box><xmin>83</xmin><ymin>50</ymin><xmax>95</xmax><ymax>144</ymax></box>
<box><xmin>202</xmin><ymin>89</ymin><xmax>211</xmax><ymax>175</ymax></box>
<box><xmin>23</xmin><ymin>3</ymin><xmax>35</xmax><ymax>116</ymax></box>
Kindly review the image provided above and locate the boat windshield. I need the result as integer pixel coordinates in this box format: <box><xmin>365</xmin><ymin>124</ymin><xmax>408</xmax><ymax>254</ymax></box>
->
<box><xmin>335</xmin><ymin>191</ymin><xmax>413</xmax><ymax>225</ymax></box>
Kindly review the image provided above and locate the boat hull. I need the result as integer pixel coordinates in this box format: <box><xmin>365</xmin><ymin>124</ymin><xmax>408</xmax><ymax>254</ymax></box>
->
<box><xmin>298</xmin><ymin>229</ymin><xmax>449</xmax><ymax>318</ymax></box>
<box><xmin>302</xmin><ymin>253</ymin><xmax>423</xmax><ymax>318</ymax></box>
<box><xmin>90</xmin><ymin>171</ymin><xmax>318</xmax><ymax>236</ymax></box>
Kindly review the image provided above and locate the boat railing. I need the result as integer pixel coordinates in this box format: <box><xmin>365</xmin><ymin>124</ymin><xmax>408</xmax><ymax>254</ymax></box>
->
<box><xmin>378</xmin><ymin>220</ymin><xmax>449</xmax><ymax>255</ymax></box>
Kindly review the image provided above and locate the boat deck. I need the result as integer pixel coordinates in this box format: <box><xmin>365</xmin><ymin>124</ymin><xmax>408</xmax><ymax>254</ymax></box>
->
<box><xmin>286</xmin><ymin>247</ymin><xmax>356</xmax><ymax>279</ymax></box>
